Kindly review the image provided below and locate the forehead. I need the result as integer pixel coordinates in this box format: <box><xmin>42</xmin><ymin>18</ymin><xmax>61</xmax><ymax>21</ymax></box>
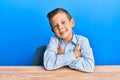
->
<box><xmin>50</xmin><ymin>12</ymin><xmax>69</xmax><ymax>22</ymax></box>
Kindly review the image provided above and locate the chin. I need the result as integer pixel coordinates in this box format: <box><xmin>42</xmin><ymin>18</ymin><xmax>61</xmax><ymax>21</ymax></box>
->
<box><xmin>61</xmin><ymin>35</ymin><xmax>68</xmax><ymax>40</ymax></box>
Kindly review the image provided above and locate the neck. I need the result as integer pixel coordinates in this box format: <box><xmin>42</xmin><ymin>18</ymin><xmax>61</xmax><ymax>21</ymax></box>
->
<box><xmin>63</xmin><ymin>33</ymin><xmax>73</xmax><ymax>44</ymax></box>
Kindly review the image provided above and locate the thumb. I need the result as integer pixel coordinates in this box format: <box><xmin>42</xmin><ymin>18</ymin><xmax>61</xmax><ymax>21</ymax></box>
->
<box><xmin>58</xmin><ymin>42</ymin><xmax>62</xmax><ymax>49</ymax></box>
<box><xmin>74</xmin><ymin>43</ymin><xmax>79</xmax><ymax>50</ymax></box>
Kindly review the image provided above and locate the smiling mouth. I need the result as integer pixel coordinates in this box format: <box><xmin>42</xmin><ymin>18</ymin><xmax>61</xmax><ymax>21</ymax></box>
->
<box><xmin>60</xmin><ymin>30</ymin><xmax>67</xmax><ymax>35</ymax></box>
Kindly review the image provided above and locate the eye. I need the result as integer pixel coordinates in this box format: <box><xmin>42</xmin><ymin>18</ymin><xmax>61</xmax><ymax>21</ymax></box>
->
<box><xmin>53</xmin><ymin>25</ymin><xmax>58</xmax><ymax>29</ymax></box>
<box><xmin>62</xmin><ymin>21</ymin><xmax>65</xmax><ymax>24</ymax></box>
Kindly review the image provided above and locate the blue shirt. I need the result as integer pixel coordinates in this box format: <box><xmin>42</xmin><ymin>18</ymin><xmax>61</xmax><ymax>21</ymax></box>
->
<box><xmin>44</xmin><ymin>34</ymin><xmax>95</xmax><ymax>72</ymax></box>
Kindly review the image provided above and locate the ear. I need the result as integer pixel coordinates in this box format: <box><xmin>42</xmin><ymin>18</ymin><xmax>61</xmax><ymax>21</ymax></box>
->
<box><xmin>70</xmin><ymin>18</ymin><xmax>75</xmax><ymax>28</ymax></box>
<box><xmin>50</xmin><ymin>23</ymin><xmax>55</xmax><ymax>33</ymax></box>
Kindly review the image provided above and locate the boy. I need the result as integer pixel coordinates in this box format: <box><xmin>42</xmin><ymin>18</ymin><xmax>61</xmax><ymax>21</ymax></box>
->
<box><xmin>44</xmin><ymin>8</ymin><xmax>94</xmax><ymax>72</ymax></box>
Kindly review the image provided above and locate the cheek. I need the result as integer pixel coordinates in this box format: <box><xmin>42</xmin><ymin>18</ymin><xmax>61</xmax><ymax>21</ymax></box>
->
<box><xmin>54</xmin><ymin>30</ymin><xmax>59</xmax><ymax>34</ymax></box>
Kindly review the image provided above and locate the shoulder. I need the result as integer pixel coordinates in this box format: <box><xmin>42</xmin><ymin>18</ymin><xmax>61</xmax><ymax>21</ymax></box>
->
<box><xmin>49</xmin><ymin>36</ymin><xmax>59</xmax><ymax>43</ymax></box>
<box><xmin>75</xmin><ymin>34</ymin><xmax>88</xmax><ymax>41</ymax></box>
<box><xmin>75</xmin><ymin>34</ymin><xmax>91</xmax><ymax>47</ymax></box>
<box><xmin>74</xmin><ymin>34</ymin><xmax>90</xmax><ymax>46</ymax></box>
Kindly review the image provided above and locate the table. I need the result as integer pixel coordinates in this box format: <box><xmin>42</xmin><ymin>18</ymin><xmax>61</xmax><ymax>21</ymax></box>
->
<box><xmin>0</xmin><ymin>66</ymin><xmax>120</xmax><ymax>80</ymax></box>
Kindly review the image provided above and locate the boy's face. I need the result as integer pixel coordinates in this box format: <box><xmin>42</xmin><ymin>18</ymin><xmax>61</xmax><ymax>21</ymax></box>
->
<box><xmin>50</xmin><ymin>12</ymin><xmax>75</xmax><ymax>42</ymax></box>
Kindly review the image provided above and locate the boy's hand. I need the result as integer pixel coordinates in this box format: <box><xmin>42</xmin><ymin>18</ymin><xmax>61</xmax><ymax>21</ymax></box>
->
<box><xmin>74</xmin><ymin>43</ymin><xmax>82</xmax><ymax>58</ymax></box>
<box><xmin>57</xmin><ymin>42</ymin><xmax>64</xmax><ymax>54</ymax></box>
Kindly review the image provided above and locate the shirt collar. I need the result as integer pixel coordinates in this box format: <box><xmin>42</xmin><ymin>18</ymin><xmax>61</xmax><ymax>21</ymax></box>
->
<box><xmin>58</xmin><ymin>33</ymin><xmax>77</xmax><ymax>44</ymax></box>
<box><xmin>71</xmin><ymin>33</ymin><xmax>77</xmax><ymax>44</ymax></box>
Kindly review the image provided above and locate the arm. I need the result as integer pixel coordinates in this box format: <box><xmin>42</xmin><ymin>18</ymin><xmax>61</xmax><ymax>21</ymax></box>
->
<box><xmin>44</xmin><ymin>37</ymin><xmax>76</xmax><ymax>70</ymax></box>
<box><xmin>68</xmin><ymin>38</ymin><xmax>95</xmax><ymax>72</ymax></box>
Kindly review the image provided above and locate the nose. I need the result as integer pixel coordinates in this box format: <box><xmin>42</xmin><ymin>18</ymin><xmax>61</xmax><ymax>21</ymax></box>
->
<box><xmin>58</xmin><ymin>24</ymin><xmax>64</xmax><ymax>30</ymax></box>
